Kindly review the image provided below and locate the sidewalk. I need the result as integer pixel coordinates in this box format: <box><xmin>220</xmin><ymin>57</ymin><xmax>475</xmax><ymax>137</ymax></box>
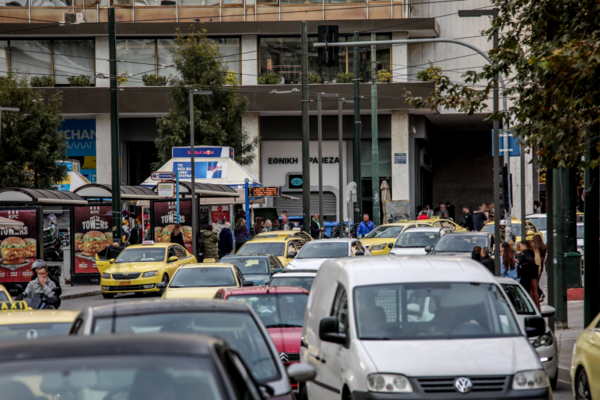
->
<box><xmin>61</xmin><ymin>278</ymin><xmax>101</xmax><ymax>300</ymax></box>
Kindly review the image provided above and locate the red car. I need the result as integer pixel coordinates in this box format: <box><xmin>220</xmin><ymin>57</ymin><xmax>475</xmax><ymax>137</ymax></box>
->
<box><xmin>215</xmin><ymin>286</ymin><xmax>308</xmax><ymax>387</ymax></box>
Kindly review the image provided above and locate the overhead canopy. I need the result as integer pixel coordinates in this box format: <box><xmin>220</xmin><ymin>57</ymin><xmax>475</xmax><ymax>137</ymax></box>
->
<box><xmin>74</xmin><ymin>184</ymin><xmax>159</xmax><ymax>200</ymax></box>
<box><xmin>0</xmin><ymin>188</ymin><xmax>88</xmax><ymax>205</ymax></box>
<box><xmin>149</xmin><ymin>182</ymin><xmax>238</xmax><ymax>198</ymax></box>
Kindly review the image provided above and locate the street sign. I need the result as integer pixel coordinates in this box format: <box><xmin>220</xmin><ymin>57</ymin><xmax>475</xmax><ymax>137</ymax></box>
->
<box><xmin>249</xmin><ymin>187</ymin><xmax>282</xmax><ymax>197</ymax></box>
<box><xmin>157</xmin><ymin>182</ymin><xmax>175</xmax><ymax>198</ymax></box>
<box><xmin>151</xmin><ymin>171</ymin><xmax>176</xmax><ymax>181</ymax></box>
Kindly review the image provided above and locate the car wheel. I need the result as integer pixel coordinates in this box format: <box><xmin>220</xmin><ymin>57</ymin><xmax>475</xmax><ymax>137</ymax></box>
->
<box><xmin>158</xmin><ymin>274</ymin><xmax>168</xmax><ymax>295</ymax></box>
<box><xmin>576</xmin><ymin>368</ymin><xmax>591</xmax><ymax>400</ymax></box>
<box><xmin>550</xmin><ymin>372</ymin><xmax>558</xmax><ymax>390</ymax></box>
<box><xmin>102</xmin><ymin>293</ymin><xmax>115</xmax><ymax>299</ymax></box>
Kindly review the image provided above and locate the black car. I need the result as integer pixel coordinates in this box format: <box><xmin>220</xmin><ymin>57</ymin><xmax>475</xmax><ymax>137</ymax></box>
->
<box><xmin>0</xmin><ymin>333</ymin><xmax>265</xmax><ymax>400</ymax></box>
<box><xmin>426</xmin><ymin>231</ymin><xmax>495</xmax><ymax>258</ymax></box>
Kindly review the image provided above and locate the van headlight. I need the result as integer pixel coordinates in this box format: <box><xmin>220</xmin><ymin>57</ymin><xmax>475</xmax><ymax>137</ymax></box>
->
<box><xmin>512</xmin><ymin>370</ymin><xmax>549</xmax><ymax>390</ymax></box>
<box><xmin>532</xmin><ymin>332</ymin><xmax>553</xmax><ymax>348</ymax></box>
<box><xmin>367</xmin><ymin>374</ymin><xmax>413</xmax><ymax>393</ymax></box>
<box><xmin>370</xmin><ymin>244</ymin><xmax>387</xmax><ymax>251</ymax></box>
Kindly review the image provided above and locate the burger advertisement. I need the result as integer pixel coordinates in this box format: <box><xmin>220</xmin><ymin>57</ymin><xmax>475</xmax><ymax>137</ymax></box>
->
<box><xmin>72</xmin><ymin>205</ymin><xmax>112</xmax><ymax>275</ymax></box>
<box><xmin>0</xmin><ymin>207</ymin><xmax>42</xmax><ymax>284</ymax></box>
<box><xmin>151</xmin><ymin>200</ymin><xmax>193</xmax><ymax>252</ymax></box>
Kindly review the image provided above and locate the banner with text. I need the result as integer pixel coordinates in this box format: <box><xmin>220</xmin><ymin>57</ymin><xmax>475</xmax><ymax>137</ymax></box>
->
<box><xmin>0</xmin><ymin>208</ymin><xmax>41</xmax><ymax>284</ymax></box>
<box><xmin>174</xmin><ymin>161</ymin><xmax>228</xmax><ymax>180</ymax></box>
<box><xmin>172</xmin><ymin>146</ymin><xmax>234</xmax><ymax>159</ymax></box>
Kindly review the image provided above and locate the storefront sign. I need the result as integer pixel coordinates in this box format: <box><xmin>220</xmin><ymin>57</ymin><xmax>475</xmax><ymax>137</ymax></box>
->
<box><xmin>0</xmin><ymin>208</ymin><xmax>41</xmax><ymax>284</ymax></box>
<box><xmin>72</xmin><ymin>205</ymin><xmax>112</xmax><ymax>274</ymax></box>
<box><xmin>172</xmin><ymin>146</ymin><xmax>234</xmax><ymax>159</ymax></box>
<box><xmin>59</xmin><ymin>120</ymin><xmax>96</xmax><ymax>157</ymax></box>
<box><xmin>267</xmin><ymin>157</ymin><xmax>339</xmax><ymax>165</ymax></box>
<box><xmin>211</xmin><ymin>205</ymin><xmax>229</xmax><ymax>224</ymax></box>
<box><xmin>289</xmin><ymin>175</ymin><xmax>303</xmax><ymax>189</ymax></box>
<box><xmin>174</xmin><ymin>161</ymin><xmax>228</xmax><ymax>179</ymax></box>
<box><xmin>152</xmin><ymin>200</ymin><xmax>193</xmax><ymax>253</ymax></box>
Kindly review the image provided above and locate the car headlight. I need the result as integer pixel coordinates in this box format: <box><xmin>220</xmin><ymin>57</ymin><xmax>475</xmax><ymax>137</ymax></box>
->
<box><xmin>367</xmin><ymin>374</ymin><xmax>413</xmax><ymax>393</ymax></box>
<box><xmin>101</xmin><ymin>273</ymin><xmax>110</xmax><ymax>279</ymax></box>
<box><xmin>533</xmin><ymin>332</ymin><xmax>554</xmax><ymax>348</ymax></box>
<box><xmin>512</xmin><ymin>370</ymin><xmax>549</xmax><ymax>390</ymax></box>
<box><xmin>142</xmin><ymin>270</ymin><xmax>159</xmax><ymax>278</ymax></box>
<box><xmin>370</xmin><ymin>244</ymin><xmax>387</xmax><ymax>251</ymax></box>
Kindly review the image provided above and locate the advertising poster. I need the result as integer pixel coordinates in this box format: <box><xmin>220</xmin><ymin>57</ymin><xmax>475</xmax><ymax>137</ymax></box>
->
<box><xmin>174</xmin><ymin>161</ymin><xmax>228</xmax><ymax>180</ymax></box>
<box><xmin>211</xmin><ymin>205</ymin><xmax>229</xmax><ymax>224</ymax></box>
<box><xmin>152</xmin><ymin>200</ymin><xmax>193</xmax><ymax>253</ymax></box>
<box><xmin>72</xmin><ymin>205</ymin><xmax>113</xmax><ymax>274</ymax></box>
<box><xmin>0</xmin><ymin>208</ymin><xmax>40</xmax><ymax>284</ymax></box>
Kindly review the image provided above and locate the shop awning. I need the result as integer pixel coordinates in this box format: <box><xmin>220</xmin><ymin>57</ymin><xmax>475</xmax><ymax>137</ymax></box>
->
<box><xmin>0</xmin><ymin>188</ymin><xmax>88</xmax><ymax>205</ymax></box>
<box><xmin>74</xmin><ymin>184</ymin><xmax>159</xmax><ymax>200</ymax></box>
<box><xmin>149</xmin><ymin>182</ymin><xmax>239</xmax><ymax>198</ymax></box>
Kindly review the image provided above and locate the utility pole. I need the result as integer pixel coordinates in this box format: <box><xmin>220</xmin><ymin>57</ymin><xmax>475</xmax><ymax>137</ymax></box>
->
<box><xmin>339</xmin><ymin>98</ymin><xmax>354</xmax><ymax>237</ymax></box>
<box><xmin>301</xmin><ymin>21</ymin><xmax>311</xmax><ymax>234</ymax></box>
<box><xmin>108</xmin><ymin>7</ymin><xmax>122</xmax><ymax>243</ymax></box>
<box><xmin>553</xmin><ymin>168</ymin><xmax>568</xmax><ymax>329</ymax></box>
<box><xmin>546</xmin><ymin>168</ymin><xmax>555</xmax><ymax>331</ymax></box>
<box><xmin>370</xmin><ymin>33</ymin><xmax>380</xmax><ymax>226</ymax></box>
<box><xmin>353</xmin><ymin>31</ymin><xmax>362</xmax><ymax>225</ymax></box>
<box><xmin>317</xmin><ymin>92</ymin><xmax>337</xmax><ymax>226</ymax></box>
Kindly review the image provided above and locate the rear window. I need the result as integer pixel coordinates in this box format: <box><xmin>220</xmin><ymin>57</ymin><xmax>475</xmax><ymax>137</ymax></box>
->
<box><xmin>170</xmin><ymin>268</ymin><xmax>236</xmax><ymax>288</ymax></box>
<box><xmin>0</xmin><ymin>323</ymin><xmax>71</xmax><ymax>342</ymax></box>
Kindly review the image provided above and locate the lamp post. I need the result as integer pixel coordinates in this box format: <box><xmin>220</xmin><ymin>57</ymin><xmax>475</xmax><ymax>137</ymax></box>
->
<box><xmin>317</xmin><ymin>92</ymin><xmax>338</xmax><ymax>226</ymax></box>
<box><xmin>189</xmin><ymin>89</ymin><xmax>213</xmax><ymax>258</ymax></box>
<box><xmin>338</xmin><ymin>98</ymin><xmax>354</xmax><ymax>237</ymax></box>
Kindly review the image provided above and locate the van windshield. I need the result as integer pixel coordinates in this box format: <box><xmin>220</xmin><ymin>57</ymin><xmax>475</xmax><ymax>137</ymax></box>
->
<box><xmin>354</xmin><ymin>282</ymin><xmax>521</xmax><ymax>340</ymax></box>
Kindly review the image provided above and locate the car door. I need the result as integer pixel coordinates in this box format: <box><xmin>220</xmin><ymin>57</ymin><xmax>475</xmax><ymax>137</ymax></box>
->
<box><xmin>585</xmin><ymin>318</ymin><xmax>600</xmax><ymax>394</ymax></box>
<box><xmin>166</xmin><ymin>246</ymin><xmax>179</xmax><ymax>277</ymax></box>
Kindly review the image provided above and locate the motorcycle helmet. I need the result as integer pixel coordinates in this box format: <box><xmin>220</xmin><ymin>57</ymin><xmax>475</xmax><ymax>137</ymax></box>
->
<box><xmin>31</xmin><ymin>259</ymin><xmax>47</xmax><ymax>271</ymax></box>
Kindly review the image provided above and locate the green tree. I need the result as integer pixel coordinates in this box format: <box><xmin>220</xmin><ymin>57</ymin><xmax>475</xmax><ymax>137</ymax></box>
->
<box><xmin>0</xmin><ymin>75</ymin><xmax>67</xmax><ymax>188</ymax></box>
<box><xmin>153</xmin><ymin>27</ymin><xmax>256</xmax><ymax>168</ymax></box>
<box><xmin>404</xmin><ymin>0</ymin><xmax>600</xmax><ymax>169</ymax></box>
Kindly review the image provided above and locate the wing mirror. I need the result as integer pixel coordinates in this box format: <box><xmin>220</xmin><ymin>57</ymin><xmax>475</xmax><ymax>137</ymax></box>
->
<box><xmin>387</xmin><ymin>243</ymin><xmax>393</xmax><ymax>249</ymax></box>
<box><xmin>355</xmin><ymin>251</ymin><xmax>365</xmax><ymax>256</ymax></box>
<box><xmin>109</xmin><ymin>258</ymin><xmax>115</xmax><ymax>264</ymax></box>
<box><xmin>243</xmin><ymin>280</ymin><xmax>255</xmax><ymax>287</ymax></box>
<box><xmin>524</xmin><ymin>316</ymin><xmax>546</xmax><ymax>338</ymax></box>
<box><xmin>424</xmin><ymin>246</ymin><xmax>433</xmax><ymax>253</ymax></box>
<box><xmin>287</xmin><ymin>363</ymin><xmax>316</xmax><ymax>383</ymax></box>
<box><xmin>288</xmin><ymin>252</ymin><xmax>297</xmax><ymax>259</ymax></box>
<box><xmin>540</xmin><ymin>305</ymin><xmax>556</xmax><ymax>318</ymax></box>
<box><xmin>156</xmin><ymin>282</ymin><xmax>167</xmax><ymax>289</ymax></box>
<box><xmin>169</xmin><ymin>256</ymin><xmax>178</xmax><ymax>262</ymax></box>
<box><xmin>273</xmin><ymin>268</ymin><xmax>282</xmax><ymax>273</ymax></box>
<box><xmin>319</xmin><ymin>317</ymin><xmax>346</xmax><ymax>345</ymax></box>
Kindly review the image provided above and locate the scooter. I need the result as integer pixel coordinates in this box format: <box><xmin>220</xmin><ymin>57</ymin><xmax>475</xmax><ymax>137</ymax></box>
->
<box><xmin>44</xmin><ymin>238</ymin><xmax>63</xmax><ymax>262</ymax></box>
<box><xmin>13</xmin><ymin>266</ymin><xmax>63</xmax><ymax>309</ymax></box>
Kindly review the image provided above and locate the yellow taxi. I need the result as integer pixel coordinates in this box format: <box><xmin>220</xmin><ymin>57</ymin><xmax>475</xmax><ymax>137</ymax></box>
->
<box><xmin>571</xmin><ymin>312</ymin><xmax>600</xmax><ymax>400</ymax></box>
<box><xmin>0</xmin><ymin>301</ymin><xmax>77</xmax><ymax>342</ymax></box>
<box><xmin>237</xmin><ymin>233</ymin><xmax>309</xmax><ymax>266</ymax></box>
<box><xmin>481</xmin><ymin>220</ymin><xmax>543</xmax><ymax>243</ymax></box>
<box><xmin>97</xmin><ymin>242</ymin><xmax>197</xmax><ymax>299</ymax></box>
<box><xmin>160</xmin><ymin>261</ymin><xmax>246</xmax><ymax>299</ymax></box>
<box><xmin>0</xmin><ymin>285</ymin><xmax>12</xmax><ymax>302</ymax></box>
<box><xmin>427</xmin><ymin>217</ymin><xmax>468</xmax><ymax>232</ymax></box>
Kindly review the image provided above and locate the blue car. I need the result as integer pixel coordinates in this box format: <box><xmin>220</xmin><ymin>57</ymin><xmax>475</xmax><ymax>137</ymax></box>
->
<box><xmin>220</xmin><ymin>254</ymin><xmax>284</xmax><ymax>285</ymax></box>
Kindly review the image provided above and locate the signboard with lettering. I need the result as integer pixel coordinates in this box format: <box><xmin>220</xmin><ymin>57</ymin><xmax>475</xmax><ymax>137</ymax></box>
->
<box><xmin>157</xmin><ymin>182</ymin><xmax>175</xmax><ymax>199</ymax></box>
<box><xmin>174</xmin><ymin>161</ymin><xmax>228</xmax><ymax>180</ymax></box>
<box><xmin>71</xmin><ymin>205</ymin><xmax>112</xmax><ymax>277</ymax></box>
<box><xmin>59</xmin><ymin>120</ymin><xmax>96</xmax><ymax>157</ymax></box>
<box><xmin>151</xmin><ymin>199</ymin><xmax>193</xmax><ymax>253</ymax></box>
<box><xmin>394</xmin><ymin>153</ymin><xmax>407</xmax><ymax>164</ymax></box>
<box><xmin>249</xmin><ymin>187</ymin><xmax>282</xmax><ymax>197</ymax></box>
<box><xmin>0</xmin><ymin>207</ymin><xmax>42</xmax><ymax>285</ymax></box>
<box><xmin>151</xmin><ymin>171</ymin><xmax>176</xmax><ymax>181</ymax></box>
<box><xmin>172</xmin><ymin>146</ymin><xmax>234</xmax><ymax>159</ymax></box>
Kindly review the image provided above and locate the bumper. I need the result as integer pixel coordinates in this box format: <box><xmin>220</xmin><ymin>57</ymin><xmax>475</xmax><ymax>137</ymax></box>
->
<box><xmin>101</xmin><ymin>276</ymin><xmax>161</xmax><ymax>293</ymax></box>
<box><xmin>351</xmin><ymin>388</ymin><xmax>550</xmax><ymax>400</ymax></box>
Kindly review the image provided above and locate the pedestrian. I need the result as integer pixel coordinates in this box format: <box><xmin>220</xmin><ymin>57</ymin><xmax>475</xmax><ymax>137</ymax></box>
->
<box><xmin>417</xmin><ymin>210</ymin><xmax>430</xmax><ymax>220</ymax></box>
<box><xmin>202</xmin><ymin>225</ymin><xmax>220</xmax><ymax>260</ymax></box>
<box><xmin>128</xmin><ymin>223</ymin><xmax>139</xmax><ymax>246</ymax></box>
<box><xmin>416</xmin><ymin>205</ymin><xmax>423</xmax><ymax>216</ymax></box>
<box><xmin>435</xmin><ymin>203</ymin><xmax>447</xmax><ymax>218</ymax></box>
<box><xmin>500</xmin><ymin>242</ymin><xmax>519</xmax><ymax>281</ymax></box>
<box><xmin>516</xmin><ymin>240</ymin><xmax>540</xmax><ymax>310</ymax></box>
<box><xmin>170</xmin><ymin>223</ymin><xmax>185</xmax><ymax>248</ymax></box>
<box><xmin>254</xmin><ymin>217</ymin><xmax>264</xmax><ymax>235</ymax></box>
<box><xmin>472</xmin><ymin>203</ymin><xmax>488</xmax><ymax>231</ymax></box>
<box><xmin>471</xmin><ymin>246</ymin><xmax>482</xmax><ymax>262</ymax></box>
<box><xmin>423</xmin><ymin>205</ymin><xmax>432</xmax><ymax>218</ymax></box>
<box><xmin>235</xmin><ymin>210</ymin><xmax>246</xmax><ymax>225</ymax></box>
<box><xmin>446</xmin><ymin>202</ymin><xmax>455</xmax><ymax>221</ymax></box>
<box><xmin>234</xmin><ymin>219</ymin><xmax>250</xmax><ymax>252</ymax></box>
<box><xmin>488</xmin><ymin>202</ymin><xmax>495</xmax><ymax>222</ymax></box>
<box><xmin>278</xmin><ymin>215</ymin><xmax>293</xmax><ymax>231</ymax></box>
<box><xmin>480</xmin><ymin>247</ymin><xmax>495</xmax><ymax>274</ymax></box>
<box><xmin>357</xmin><ymin>214</ymin><xmax>374</xmax><ymax>239</ymax></box>
<box><xmin>433</xmin><ymin>202</ymin><xmax>443</xmax><ymax>215</ymax></box>
<box><xmin>310</xmin><ymin>213</ymin><xmax>325</xmax><ymax>239</ymax></box>
<box><xmin>264</xmin><ymin>219</ymin><xmax>272</xmax><ymax>232</ymax></box>
<box><xmin>534</xmin><ymin>201</ymin><xmax>542</xmax><ymax>214</ymax></box>
<box><xmin>219</xmin><ymin>222</ymin><xmax>234</xmax><ymax>257</ymax></box>
<box><xmin>441</xmin><ymin>211</ymin><xmax>453</xmax><ymax>221</ymax></box>
<box><xmin>272</xmin><ymin>218</ymin><xmax>280</xmax><ymax>230</ymax></box>
<box><xmin>531</xmin><ymin>234</ymin><xmax>547</xmax><ymax>302</ymax></box>
<box><xmin>460</xmin><ymin>205</ymin><xmax>474</xmax><ymax>231</ymax></box>
<box><xmin>499</xmin><ymin>220</ymin><xmax>516</xmax><ymax>242</ymax></box>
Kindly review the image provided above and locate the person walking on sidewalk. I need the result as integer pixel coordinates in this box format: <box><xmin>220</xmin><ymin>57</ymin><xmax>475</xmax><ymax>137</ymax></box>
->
<box><xmin>472</xmin><ymin>203</ymin><xmax>488</xmax><ymax>231</ymax></box>
<box><xmin>234</xmin><ymin>219</ymin><xmax>250</xmax><ymax>252</ymax></box>
<box><xmin>310</xmin><ymin>213</ymin><xmax>325</xmax><ymax>239</ymax></box>
<box><xmin>357</xmin><ymin>214</ymin><xmax>374</xmax><ymax>239</ymax></box>
<box><xmin>516</xmin><ymin>240</ymin><xmax>540</xmax><ymax>310</ymax></box>
<box><xmin>219</xmin><ymin>222</ymin><xmax>234</xmax><ymax>257</ymax></box>
<box><xmin>202</xmin><ymin>226</ymin><xmax>220</xmax><ymax>260</ymax></box>
<box><xmin>170</xmin><ymin>224</ymin><xmax>185</xmax><ymax>248</ymax></box>
<box><xmin>480</xmin><ymin>247</ymin><xmax>495</xmax><ymax>275</ymax></box>
<box><xmin>500</xmin><ymin>242</ymin><xmax>519</xmax><ymax>281</ymax></box>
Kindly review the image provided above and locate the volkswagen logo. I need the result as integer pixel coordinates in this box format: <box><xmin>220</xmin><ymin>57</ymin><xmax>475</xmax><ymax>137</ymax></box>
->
<box><xmin>454</xmin><ymin>377</ymin><xmax>473</xmax><ymax>394</ymax></box>
<box><xmin>279</xmin><ymin>352</ymin><xmax>289</xmax><ymax>362</ymax></box>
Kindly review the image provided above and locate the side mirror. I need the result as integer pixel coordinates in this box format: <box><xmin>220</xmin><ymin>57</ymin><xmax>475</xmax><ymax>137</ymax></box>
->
<box><xmin>243</xmin><ymin>280</ymin><xmax>254</xmax><ymax>287</ymax></box>
<box><xmin>387</xmin><ymin>243</ymin><xmax>393</xmax><ymax>249</ymax></box>
<box><xmin>109</xmin><ymin>258</ymin><xmax>115</xmax><ymax>264</ymax></box>
<box><xmin>424</xmin><ymin>246</ymin><xmax>433</xmax><ymax>253</ymax></box>
<box><xmin>169</xmin><ymin>256</ymin><xmax>178</xmax><ymax>262</ymax></box>
<box><xmin>273</xmin><ymin>268</ymin><xmax>282</xmax><ymax>273</ymax></box>
<box><xmin>288</xmin><ymin>252</ymin><xmax>297</xmax><ymax>259</ymax></box>
<box><xmin>319</xmin><ymin>317</ymin><xmax>346</xmax><ymax>345</ymax></box>
<box><xmin>540</xmin><ymin>305</ymin><xmax>556</xmax><ymax>318</ymax></box>
<box><xmin>355</xmin><ymin>251</ymin><xmax>365</xmax><ymax>256</ymax></box>
<box><xmin>156</xmin><ymin>282</ymin><xmax>166</xmax><ymax>289</ymax></box>
<box><xmin>524</xmin><ymin>316</ymin><xmax>546</xmax><ymax>338</ymax></box>
<box><xmin>287</xmin><ymin>363</ymin><xmax>316</xmax><ymax>383</ymax></box>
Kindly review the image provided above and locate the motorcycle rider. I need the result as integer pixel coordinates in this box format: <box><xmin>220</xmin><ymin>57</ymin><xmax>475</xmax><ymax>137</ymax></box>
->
<box><xmin>16</xmin><ymin>260</ymin><xmax>60</xmax><ymax>308</ymax></box>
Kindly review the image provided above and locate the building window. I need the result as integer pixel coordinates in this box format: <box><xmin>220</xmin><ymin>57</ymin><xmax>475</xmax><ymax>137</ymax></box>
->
<box><xmin>259</xmin><ymin>35</ymin><xmax>391</xmax><ymax>84</ymax></box>
<box><xmin>118</xmin><ymin>37</ymin><xmax>240</xmax><ymax>87</ymax></box>
<box><xmin>53</xmin><ymin>40</ymin><xmax>95</xmax><ymax>85</ymax></box>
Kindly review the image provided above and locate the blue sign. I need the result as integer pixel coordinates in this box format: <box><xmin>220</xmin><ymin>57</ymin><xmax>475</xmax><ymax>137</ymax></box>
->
<box><xmin>59</xmin><ymin>120</ymin><xmax>96</xmax><ymax>157</ymax></box>
<box><xmin>174</xmin><ymin>161</ymin><xmax>227</xmax><ymax>179</ymax></box>
<box><xmin>172</xmin><ymin>146</ymin><xmax>234</xmax><ymax>159</ymax></box>
<box><xmin>394</xmin><ymin>153</ymin><xmax>407</xmax><ymax>164</ymax></box>
<box><xmin>491</xmin><ymin>130</ymin><xmax>521</xmax><ymax>157</ymax></box>
<box><xmin>81</xmin><ymin>169</ymin><xmax>97</xmax><ymax>183</ymax></box>
<box><xmin>291</xmin><ymin>178</ymin><xmax>303</xmax><ymax>186</ymax></box>
<box><xmin>151</xmin><ymin>172</ymin><xmax>176</xmax><ymax>180</ymax></box>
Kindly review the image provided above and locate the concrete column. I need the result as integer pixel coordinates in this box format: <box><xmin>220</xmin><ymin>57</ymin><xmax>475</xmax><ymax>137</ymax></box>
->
<box><xmin>392</xmin><ymin>32</ymin><xmax>408</xmax><ymax>83</ymax></box>
<box><xmin>510</xmin><ymin>150</ymin><xmax>534</xmax><ymax>219</ymax></box>
<box><xmin>95</xmin><ymin>37</ymin><xmax>110</xmax><ymax>88</ymax></box>
<box><xmin>242</xmin><ymin>112</ymin><xmax>260</xmax><ymax>180</ymax></box>
<box><xmin>241</xmin><ymin>35</ymin><xmax>258</xmax><ymax>86</ymax></box>
<box><xmin>391</xmin><ymin>110</ymin><xmax>410</xmax><ymax>200</ymax></box>
<box><xmin>96</xmin><ymin>114</ymin><xmax>112</xmax><ymax>184</ymax></box>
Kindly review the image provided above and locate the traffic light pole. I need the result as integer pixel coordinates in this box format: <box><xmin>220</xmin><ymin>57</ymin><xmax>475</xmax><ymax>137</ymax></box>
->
<box><xmin>301</xmin><ymin>21</ymin><xmax>311</xmax><ymax>234</ymax></box>
<box><xmin>370</xmin><ymin>33</ymin><xmax>380</xmax><ymax>226</ymax></box>
<box><xmin>108</xmin><ymin>7</ymin><xmax>122</xmax><ymax>243</ymax></box>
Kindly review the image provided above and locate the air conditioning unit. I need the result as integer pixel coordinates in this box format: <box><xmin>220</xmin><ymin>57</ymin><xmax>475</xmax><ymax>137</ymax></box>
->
<box><xmin>63</xmin><ymin>12</ymin><xmax>85</xmax><ymax>24</ymax></box>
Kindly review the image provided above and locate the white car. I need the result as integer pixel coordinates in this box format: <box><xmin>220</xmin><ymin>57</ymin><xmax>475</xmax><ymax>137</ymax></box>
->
<box><xmin>269</xmin><ymin>269</ymin><xmax>317</xmax><ymax>292</ymax></box>
<box><xmin>285</xmin><ymin>239</ymin><xmax>370</xmax><ymax>271</ymax></box>
<box><xmin>497</xmin><ymin>277</ymin><xmax>558</xmax><ymax>389</ymax></box>
<box><xmin>389</xmin><ymin>227</ymin><xmax>452</xmax><ymax>256</ymax></box>
<box><xmin>526</xmin><ymin>214</ymin><xmax>547</xmax><ymax>241</ymax></box>
<box><xmin>301</xmin><ymin>255</ymin><xmax>550</xmax><ymax>400</ymax></box>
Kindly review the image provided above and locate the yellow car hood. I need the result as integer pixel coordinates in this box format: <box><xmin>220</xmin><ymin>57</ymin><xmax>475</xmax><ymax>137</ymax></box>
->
<box><xmin>103</xmin><ymin>262</ymin><xmax>165</xmax><ymax>274</ymax></box>
<box><xmin>162</xmin><ymin>286</ymin><xmax>232</xmax><ymax>300</ymax></box>
<box><xmin>361</xmin><ymin>238</ymin><xmax>394</xmax><ymax>247</ymax></box>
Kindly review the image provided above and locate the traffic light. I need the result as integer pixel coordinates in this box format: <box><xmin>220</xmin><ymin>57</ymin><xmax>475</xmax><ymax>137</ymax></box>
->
<box><xmin>499</xmin><ymin>165</ymin><xmax>510</xmax><ymax>211</ymax></box>
<box><xmin>317</xmin><ymin>25</ymin><xmax>339</xmax><ymax>67</ymax></box>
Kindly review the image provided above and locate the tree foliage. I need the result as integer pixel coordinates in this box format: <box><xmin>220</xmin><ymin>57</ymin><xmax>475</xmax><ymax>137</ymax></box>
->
<box><xmin>405</xmin><ymin>0</ymin><xmax>600</xmax><ymax>169</ymax></box>
<box><xmin>154</xmin><ymin>27</ymin><xmax>255</xmax><ymax>168</ymax></box>
<box><xmin>0</xmin><ymin>75</ymin><xmax>67</xmax><ymax>189</ymax></box>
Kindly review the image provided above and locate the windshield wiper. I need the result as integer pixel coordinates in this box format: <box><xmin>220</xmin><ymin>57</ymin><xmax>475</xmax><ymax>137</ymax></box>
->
<box><xmin>361</xmin><ymin>337</ymin><xmax>392</xmax><ymax>340</ymax></box>
<box><xmin>264</xmin><ymin>323</ymin><xmax>302</xmax><ymax>328</ymax></box>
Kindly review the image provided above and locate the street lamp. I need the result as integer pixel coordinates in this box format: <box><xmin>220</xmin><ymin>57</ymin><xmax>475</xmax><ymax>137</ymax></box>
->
<box><xmin>338</xmin><ymin>98</ymin><xmax>354</xmax><ymax>237</ymax></box>
<box><xmin>189</xmin><ymin>89</ymin><xmax>213</xmax><ymax>258</ymax></box>
<box><xmin>317</xmin><ymin>92</ymin><xmax>338</xmax><ymax>226</ymax></box>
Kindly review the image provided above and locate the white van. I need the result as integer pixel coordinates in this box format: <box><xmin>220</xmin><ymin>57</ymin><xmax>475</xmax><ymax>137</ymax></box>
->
<box><xmin>300</xmin><ymin>256</ymin><xmax>550</xmax><ymax>400</ymax></box>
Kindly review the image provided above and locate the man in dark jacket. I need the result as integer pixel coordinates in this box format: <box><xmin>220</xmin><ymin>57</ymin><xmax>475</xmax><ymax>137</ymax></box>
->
<box><xmin>472</xmin><ymin>204</ymin><xmax>488</xmax><ymax>231</ymax></box>
<box><xmin>202</xmin><ymin>225</ymin><xmax>220</xmax><ymax>259</ymax></box>
<box><xmin>460</xmin><ymin>205</ymin><xmax>474</xmax><ymax>231</ymax></box>
<box><xmin>480</xmin><ymin>247</ymin><xmax>495</xmax><ymax>274</ymax></box>
<box><xmin>219</xmin><ymin>222</ymin><xmax>234</xmax><ymax>257</ymax></box>
<box><xmin>310</xmin><ymin>213</ymin><xmax>325</xmax><ymax>239</ymax></box>
<box><xmin>278</xmin><ymin>215</ymin><xmax>294</xmax><ymax>231</ymax></box>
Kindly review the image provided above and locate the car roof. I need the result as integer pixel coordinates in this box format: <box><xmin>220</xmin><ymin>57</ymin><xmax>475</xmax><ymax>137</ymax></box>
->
<box><xmin>0</xmin><ymin>333</ymin><xmax>223</xmax><ymax>362</ymax></box>
<box><xmin>223</xmin><ymin>286</ymin><xmax>309</xmax><ymax>295</ymax></box>
<box><xmin>400</xmin><ymin>227</ymin><xmax>445</xmax><ymax>233</ymax></box>
<box><xmin>495</xmin><ymin>277</ymin><xmax>519</xmax><ymax>284</ymax></box>
<box><xmin>525</xmin><ymin>214</ymin><xmax>546</xmax><ymax>218</ymax></box>
<box><xmin>376</xmin><ymin>222</ymin><xmax>408</xmax><ymax>227</ymax></box>
<box><xmin>247</xmin><ymin>237</ymin><xmax>290</xmax><ymax>243</ymax></box>
<box><xmin>273</xmin><ymin>270</ymin><xmax>317</xmax><ymax>276</ymax></box>
<box><xmin>179</xmin><ymin>262</ymin><xmax>233</xmax><ymax>269</ymax></box>
<box><xmin>323</xmin><ymin>255</ymin><xmax>497</xmax><ymax>286</ymax></box>
<box><xmin>222</xmin><ymin>254</ymin><xmax>270</xmax><ymax>259</ymax></box>
<box><xmin>0</xmin><ymin>310</ymin><xmax>78</xmax><ymax>324</ymax></box>
<box><xmin>84</xmin><ymin>299</ymin><xmax>252</xmax><ymax>318</ymax></box>
<box><xmin>446</xmin><ymin>231</ymin><xmax>491</xmax><ymax>236</ymax></box>
<box><xmin>305</xmin><ymin>238</ymin><xmax>355</xmax><ymax>243</ymax></box>
<box><xmin>126</xmin><ymin>243</ymin><xmax>171</xmax><ymax>249</ymax></box>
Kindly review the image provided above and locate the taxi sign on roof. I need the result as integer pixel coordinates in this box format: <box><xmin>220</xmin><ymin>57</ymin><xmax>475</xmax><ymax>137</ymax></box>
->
<box><xmin>203</xmin><ymin>258</ymin><xmax>216</xmax><ymax>263</ymax></box>
<box><xmin>0</xmin><ymin>301</ymin><xmax>29</xmax><ymax>311</ymax></box>
<box><xmin>142</xmin><ymin>240</ymin><xmax>155</xmax><ymax>245</ymax></box>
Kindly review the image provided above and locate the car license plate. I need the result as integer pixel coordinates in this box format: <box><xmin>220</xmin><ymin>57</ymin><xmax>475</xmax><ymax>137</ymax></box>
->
<box><xmin>119</xmin><ymin>281</ymin><xmax>131</xmax><ymax>285</ymax></box>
